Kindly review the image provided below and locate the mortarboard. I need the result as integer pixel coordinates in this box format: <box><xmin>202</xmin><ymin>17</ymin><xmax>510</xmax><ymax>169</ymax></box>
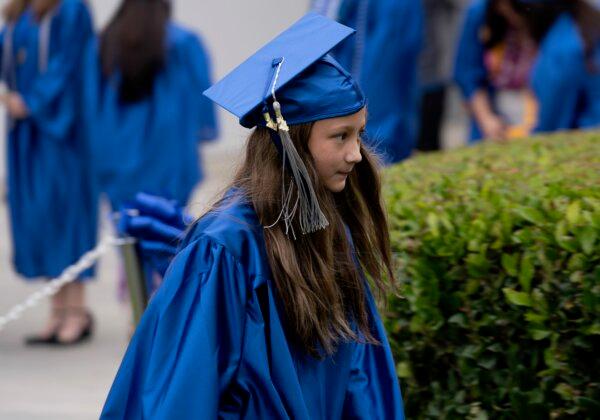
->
<box><xmin>204</xmin><ymin>13</ymin><xmax>365</xmax><ymax>236</ymax></box>
<box><xmin>204</xmin><ymin>12</ymin><xmax>365</xmax><ymax>128</ymax></box>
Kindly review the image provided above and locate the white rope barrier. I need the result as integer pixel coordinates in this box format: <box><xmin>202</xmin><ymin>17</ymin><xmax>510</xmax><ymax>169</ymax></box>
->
<box><xmin>0</xmin><ymin>235</ymin><xmax>135</xmax><ymax>333</ymax></box>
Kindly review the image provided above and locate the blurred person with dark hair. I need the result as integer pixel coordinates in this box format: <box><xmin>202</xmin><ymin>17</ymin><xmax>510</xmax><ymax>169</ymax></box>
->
<box><xmin>417</xmin><ymin>0</ymin><xmax>469</xmax><ymax>152</ymax></box>
<box><xmin>0</xmin><ymin>0</ymin><xmax>97</xmax><ymax>345</ymax></box>
<box><xmin>312</xmin><ymin>0</ymin><xmax>423</xmax><ymax>163</ymax></box>
<box><xmin>454</xmin><ymin>0</ymin><xmax>600</xmax><ymax>142</ymax></box>
<box><xmin>82</xmin><ymin>0</ymin><xmax>218</xmax><ymax>212</ymax></box>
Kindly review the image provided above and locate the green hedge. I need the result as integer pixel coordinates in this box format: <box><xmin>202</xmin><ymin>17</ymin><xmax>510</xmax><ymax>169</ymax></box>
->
<box><xmin>383</xmin><ymin>132</ymin><xmax>600</xmax><ymax>419</ymax></box>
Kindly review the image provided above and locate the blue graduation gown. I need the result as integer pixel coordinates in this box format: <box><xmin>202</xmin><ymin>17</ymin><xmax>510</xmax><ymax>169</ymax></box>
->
<box><xmin>530</xmin><ymin>14</ymin><xmax>600</xmax><ymax>132</ymax></box>
<box><xmin>330</xmin><ymin>0</ymin><xmax>423</xmax><ymax>164</ymax></box>
<box><xmin>1</xmin><ymin>0</ymin><xmax>97</xmax><ymax>279</ymax></box>
<box><xmin>454</xmin><ymin>0</ymin><xmax>600</xmax><ymax>141</ymax></box>
<box><xmin>101</xmin><ymin>192</ymin><xmax>405</xmax><ymax>419</ymax></box>
<box><xmin>82</xmin><ymin>24</ymin><xmax>218</xmax><ymax>210</ymax></box>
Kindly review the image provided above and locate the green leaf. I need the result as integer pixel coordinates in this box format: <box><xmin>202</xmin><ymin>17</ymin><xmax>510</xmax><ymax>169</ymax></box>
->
<box><xmin>519</xmin><ymin>255</ymin><xmax>535</xmax><ymax>292</ymax></box>
<box><xmin>501</xmin><ymin>253</ymin><xmax>518</xmax><ymax>277</ymax></box>
<box><xmin>477</xmin><ymin>356</ymin><xmax>497</xmax><ymax>370</ymax></box>
<box><xmin>524</xmin><ymin>312</ymin><xmax>547</xmax><ymax>323</ymax></box>
<box><xmin>584</xmin><ymin>324</ymin><xmax>600</xmax><ymax>335</ymax></box>
<box><xmin>458</xmin><ymin>344</ymin><xmax>478</xmax><ymax>359</ymax></box>
<box><xmin>566</xmin><ymin>200</ymin><xmax>581</xmax><ymax>225</ymax></box>
<box><xmin>486</xmin><ymin>343</ymin><xmax>503</xmax><ymax>353</ymax></box>
<box><xmin>515</xmin><ymin>206</ymin><xmax>545</xmax><ymax>225</ymax></box>
<box><xmin>396</xmin><ymin>361</ymin><xmax>412</xmax><ymax>379</ymax></box>
<box><xmin>530</xmin><ymin>330</ymin><xmax>552</xmax><ymax>340</ymax></box>
<box><xmin>426</xmin><ymin>212</ymin><xmax>440</xmax><ymax>237</ymax></box>
<box><xmin>527</xmin><ymin>389</ymin><xmax>544</xmax><ymax>404</ymax></box>
<box><xmin>503</xmin><ymin>288</ymin><xmax>532</xmax><ymax>307</ymax></box>
<box><xmin>554</xmin><ymin>383</ymin><xmax>576</xmax><ymax>401</ymax></box>
<box><xmin>578</xmin><ymin>226</ymin><xmax>597</xmax><ymax>255</ymax></box>
<box><xmin>470</xmin><ymin>409</ymin><xmax>489</xmax><ymax>420</ymax></box>
<box><xmin>448</xmin><ymin>313</ymin><xmax>467</xmax><ymax>328</ymax></box>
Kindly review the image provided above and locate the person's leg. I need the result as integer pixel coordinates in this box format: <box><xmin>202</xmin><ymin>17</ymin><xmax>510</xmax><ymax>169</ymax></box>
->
<box><xmin>25</xmin><ymin>283</ymin><xmax>67</xmax><ymax>343</ymax></box>
<box><xmin>56</xmin><ymin>282</ymin><xmax>93</xmax><ymax>343</ymax></box>
<box><xmin>416</xmin><ymin>86</ymin><xmax>447</xmax><ymax>152</ymax></box>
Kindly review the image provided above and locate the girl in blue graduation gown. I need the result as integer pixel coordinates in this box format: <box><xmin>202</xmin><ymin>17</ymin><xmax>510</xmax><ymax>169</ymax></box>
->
<box><xmin>82</xmin><ymin>0</ymin><xmax>218</xmax><ymax>210</ymax></box>
<box><xmin>1</xmin><ymin>0</ymin><xmax>97</xmax><ymax>344</ymax></box>
<box><xmin>313</xmin><ymin>0</ymin><xmax>424</xmax><ymax>164</ymax></box>
<box><xmin>454</xmin><ymin>0</ymin><xmax>600</xmax><ymax>142</ymax></box>
<box><xmin>102</xmin><ymin>13</ymin><xmax>405</xmax><ymax>419</ymax></box>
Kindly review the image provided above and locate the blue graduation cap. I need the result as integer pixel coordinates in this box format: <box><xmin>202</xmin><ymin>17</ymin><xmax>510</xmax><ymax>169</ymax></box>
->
<box><xmin>203</xmin><ymin>12</ymin><xmax>365</xmax><ymax>129</ymax></box>
<box><xmin>203</xmin><ymin>12</ymin><xmax>365</xmax><ymax>236</ymax></box>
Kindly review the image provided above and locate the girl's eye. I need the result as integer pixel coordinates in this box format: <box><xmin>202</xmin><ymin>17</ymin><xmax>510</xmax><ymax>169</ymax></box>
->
<box><xmin>333</xmin><ymin>132</ymin><xmax>347</xmax><ymax>141</ymax></box>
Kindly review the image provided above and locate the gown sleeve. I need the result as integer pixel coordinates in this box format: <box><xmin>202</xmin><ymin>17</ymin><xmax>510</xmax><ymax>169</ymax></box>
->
<box><xmin>342</xmin><ymin>287</ymin><xmax>406</xmax><ymax>420</ymax></box>
<box><xmin>100</xmin><ymin>235</ymin><xmax>249</xmax><ymax>419</ymax></box>
<box><xmin>22</xmin><ymin>1</ymin><xmax>93</xmax><ymax>124</ymax></box>
<box><xmin>182</xmin><ymin>33</ymin><xmax>218</xmax><ymax>142</ymax></box>
<box><xmin>453</xmin><ymin>0</ymin><xmax>488</xmax><ymax>100</ymax></box>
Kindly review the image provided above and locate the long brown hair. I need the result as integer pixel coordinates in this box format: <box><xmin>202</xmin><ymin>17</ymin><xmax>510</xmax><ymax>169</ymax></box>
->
<box><xmin>3</xmin><ymin>0</ymin><xmax>59</xmax><ymax>21</ymax></box>
<box><xmin>226</xmin><ymin>124</ymin><xmax>396</xmax><ymax>357</ymax></box>
<box><xmin>100</xmin><ymin>0</ymin><xmax>170</xmax><ymax>102</ymax></box>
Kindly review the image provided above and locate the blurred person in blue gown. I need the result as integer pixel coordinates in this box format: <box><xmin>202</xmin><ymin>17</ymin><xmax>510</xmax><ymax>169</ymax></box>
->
<box><xmin>454</xmin><ymin>0</ymin><xmax>600</xmax><ymax>142</ymax></box>
<box><xmin>0</xmin><ymin>0</ymin><xmax>97</xmax><ymax>345</ymax></box>
<box><xmin>101</xmin><ymin>13</ymin><xmax>406</xmax><ymax>419</ymax></box>
<box><xmin>82</xmin><ymin>0</ymin><xmax>218</xmax><ymax>211</ymax></box>
<box><xmin>312</xmin><ymin>0</ymin><xmax>423</xmax><ymax>164</ymax></box>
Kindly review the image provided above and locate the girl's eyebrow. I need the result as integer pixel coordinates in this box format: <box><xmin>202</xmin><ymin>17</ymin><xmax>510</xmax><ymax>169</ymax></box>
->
<box><xmin>330</xmin><ymin>123</ymin><xmax>365</xmax><ymax>132</ymax></box>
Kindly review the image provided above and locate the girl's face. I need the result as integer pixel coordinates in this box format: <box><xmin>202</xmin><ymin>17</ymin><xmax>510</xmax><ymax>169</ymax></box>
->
<box><xmin>308</xmin><ymin>108</ymin><xmax>366</xmax><ymax>193</ymax></box>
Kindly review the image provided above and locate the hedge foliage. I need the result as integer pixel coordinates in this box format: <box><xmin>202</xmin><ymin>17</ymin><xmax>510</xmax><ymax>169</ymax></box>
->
<box><xmin>383</xmin><ymin>132</ymin><xmax>600</xmax><ymax>419</ymax></box>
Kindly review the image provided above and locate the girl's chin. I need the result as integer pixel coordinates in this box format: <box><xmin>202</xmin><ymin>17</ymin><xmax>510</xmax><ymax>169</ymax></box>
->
<box><xmin>326</xmin><ymin>178</ymin><xmax>347</xmax><ymax>193</ymax></box>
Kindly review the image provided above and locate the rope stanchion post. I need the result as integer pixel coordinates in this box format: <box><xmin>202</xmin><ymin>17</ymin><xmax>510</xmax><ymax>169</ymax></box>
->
<box><xmin>120</xmin><ymin>241</ymin><xmax>148</xmax><ymax>326</ymax></box>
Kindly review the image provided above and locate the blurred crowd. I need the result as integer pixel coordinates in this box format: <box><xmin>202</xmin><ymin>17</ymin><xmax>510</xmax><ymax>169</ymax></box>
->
<box><xmin>1</xmin><ymin>0</ymin><xmax>599</xmax><ymax>344</ymax></box>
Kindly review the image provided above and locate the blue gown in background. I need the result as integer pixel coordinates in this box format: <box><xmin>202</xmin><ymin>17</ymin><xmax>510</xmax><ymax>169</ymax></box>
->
<box><xmin>82</xmin><ymin>23</ymin><xmax>218</xmax><ymax>210</ymax></box>
<box><xmin>101</xmin><ymin>191</ymin><xmax>405</xmax><ymax>419</ymax></box>
<box><xmin>1</xmin><ymin>0</ymin><xmax>97</xmax><ymax>279</ymax></box>
<box><xmin>454</xmin><ymin>0</ymin><xmax>600</xmax><ymax>141</ymax></box>
<box><xmin>326</xmin><ymin>0</ymin><xmax>423</xmax><ymax>164</ymax></box>
<box><xmin>530</xmin><ymin>14</ymin><xmax>600</xmax><ymax>132</ymax></box>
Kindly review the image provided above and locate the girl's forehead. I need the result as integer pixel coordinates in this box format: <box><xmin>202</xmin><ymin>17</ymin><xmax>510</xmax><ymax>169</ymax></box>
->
<box><xmin>316</xmin><ymin>108</ymin><xmax>367</xmax><ymax>129</ymax></box>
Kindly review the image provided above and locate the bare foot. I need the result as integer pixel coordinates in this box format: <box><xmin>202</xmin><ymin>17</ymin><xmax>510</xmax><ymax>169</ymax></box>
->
<box><xmin>56</xmin><ymin>309</ymin><xmax>93</xmax><ymax>344</ymax></box>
